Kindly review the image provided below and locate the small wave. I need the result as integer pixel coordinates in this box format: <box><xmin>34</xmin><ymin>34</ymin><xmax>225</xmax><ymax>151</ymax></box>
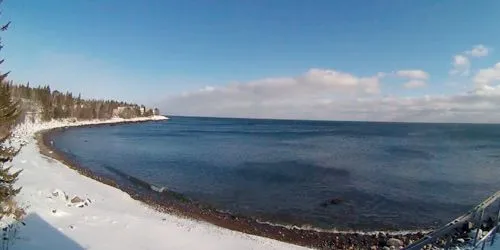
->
<box><xmin>237</xmin><ymin>160</ymin><xmax>350</xmax><ymax>183</ymax></box>
<box><xmin>255</xmin><ymin>219</ymin><xmax>433</xmax><ymax>235</ymax></box>
<box><xmin>150</xmin><ymin>184</ymin><xmax>166</xmax><ymax>193</ymax></box>
<box><xmin>103</xmin><ymin>165</ymin><xmax>154</xmax><ymax>190</ymax></box>
<box><xmin>103</xmin><ymin>165</ymin><xmax>191</xmax><ymax>202</ymax></box>
<box><xmin>384</xmin><ymin>146</ymin><xmax>433</xmax><ymax>159</ymax></box>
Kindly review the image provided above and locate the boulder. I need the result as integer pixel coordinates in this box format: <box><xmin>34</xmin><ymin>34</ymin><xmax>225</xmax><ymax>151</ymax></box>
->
<box><xmin>386</xmin><ymin>238</ymin><xmax>403</xmax><ymax>248</ymax></box>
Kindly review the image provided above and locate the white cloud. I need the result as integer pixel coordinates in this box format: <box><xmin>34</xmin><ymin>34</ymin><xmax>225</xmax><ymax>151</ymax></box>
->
<box><xmin>453</xmin><ymin>55</ymin><xmax>470</xmax><ymax>66</ymax></box>
<box><xmin>13</xmin><ymin>44</ymin><xmax>500</xmax><ymax>123</ymax></box>
<box><xmin>473</xmin><ymin>62</ymin><xmax>500</xmax><ymax>87</ymax></box>
<box><xmin>403</xmin><ymin>80</ymin><xmax>427</xmax><ymax>89</ymax></box>
<box><xmin>160</xmin><ymin>63</ymin><xmax>500</xmax><ymax>123</ymax></box>
<box><xmin>450</xmin><ymin>45</ymin><xmax>490</xmax><ymax>76</ymax></box>
<box><xmin>201</xmin><ymin>86</ymin><xmax>216</xmax><ymax>92</ymax></box>
<box><xmin>301</xmin><ymin>69</ymin><xmax>380</xmax><ymax>94</ymax></box>
<box><xmin>396</xmin><ymin>70</ymin><xmax>429</xmax><ymax>80</ymax></box>
<box><xmin>465</xmin><ymin>44</ymin><xmax>490</xmax><ymax>57</ymax></box>
<box><xmin>450</xmin><ymin>55</ymin><xmax>470</xmax><ymax>76</ymax></box>
<box><xmin>161</xmin><ymin>84</ymin><xmax>500</xmax><ymax>123</ymax></box>
<box><xmin>216</xmin><ymin>68</ymin><xmax>381</xmax><ymax>99</ymax></box>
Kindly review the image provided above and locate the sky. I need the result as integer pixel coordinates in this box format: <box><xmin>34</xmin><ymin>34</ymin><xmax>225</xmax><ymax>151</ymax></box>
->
<box><xmin>2</xmin><ymin>0</ymin><xmax>500</xmax><ymax>122</ymax></box>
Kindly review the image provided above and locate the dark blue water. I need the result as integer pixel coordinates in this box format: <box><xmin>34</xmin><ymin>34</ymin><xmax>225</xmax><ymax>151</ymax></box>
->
<box><xmin>50</xmin><ymin>117</ymin><xmax>500</xmax><ymax>230</ymax></box>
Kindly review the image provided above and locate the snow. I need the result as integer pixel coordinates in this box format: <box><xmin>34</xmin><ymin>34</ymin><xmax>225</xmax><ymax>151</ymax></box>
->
<box><xmin>7</xmin><ymin>116</ymin><xmax>307</xmax><ymax>250</ymax></box>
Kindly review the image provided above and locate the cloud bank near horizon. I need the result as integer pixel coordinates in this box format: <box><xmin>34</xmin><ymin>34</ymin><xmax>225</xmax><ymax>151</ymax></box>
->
<box><xmin>161</xmin><ymin>44</ymin><xmax>500</xmax><ymax>123</ymax></box>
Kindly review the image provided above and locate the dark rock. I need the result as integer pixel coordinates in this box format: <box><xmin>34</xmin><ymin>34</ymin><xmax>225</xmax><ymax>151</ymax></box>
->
<box><xmin>71</xmin><ymin>196</ymin><xmax>84</xmax><ymax>203</ymax></box>
<box><xmin>320</xmin><ymin>197</ymin><xmax>344</xmax><ymax>208</ymax></box>
<box><xmin>51</xmin><ymin>209</ymin><xmax>57</xmax><ymax>214</ymax></box>
<box><xmin>378</xmin><ymin>237</ymin><xmax>387</xmax><ymax>247</ymax></box>
<box><xmin>463</xmin><ymin>221</ymin><xmax>474</xmax><ymax>232</ymax></box>
<box><xmin>484</xmin><ymin>217</ymin><xmax>495</xmax><ymax>230</ymax></box>
<box><xmin>329</xmin><ymin>198</ymin><xmax>344</xmax><ymax>205</ymax></box>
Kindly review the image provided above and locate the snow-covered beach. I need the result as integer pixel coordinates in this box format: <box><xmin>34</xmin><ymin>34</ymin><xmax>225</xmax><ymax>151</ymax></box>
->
<box><xmin>8</xmin><ymin>116</ymin><xmax>307</xmax><ymax>250</ymax></box>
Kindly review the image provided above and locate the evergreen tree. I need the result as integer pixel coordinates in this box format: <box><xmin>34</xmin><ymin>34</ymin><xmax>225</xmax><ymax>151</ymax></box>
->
<box><xmin>0</xmin><ymin>83</ymin><xmax>18</xmax><ymax>125</ymax></box>
<box><xmin>0</xmin><ymin>4</ymin><xmax>23</xmax><ymax>220</ymax></box>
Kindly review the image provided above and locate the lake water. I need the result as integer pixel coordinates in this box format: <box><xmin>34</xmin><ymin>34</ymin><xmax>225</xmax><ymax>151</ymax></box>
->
<box><xmin>50</xmin><ymin>116</ymin><xmax>500</xmax><ymax>230</ymax></box>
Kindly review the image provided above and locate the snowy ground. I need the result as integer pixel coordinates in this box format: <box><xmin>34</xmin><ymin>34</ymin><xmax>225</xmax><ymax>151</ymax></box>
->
<box><xmin>6</xmin><ymin>117</ymin><xmax>307</xmax><ymax>250</ymax></box>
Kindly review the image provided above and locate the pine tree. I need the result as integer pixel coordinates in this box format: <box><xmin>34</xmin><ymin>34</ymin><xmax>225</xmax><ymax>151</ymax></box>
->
<box><xmin>0</xmin><ymin>84</ymin><xmax>19</xmax><ymax>125</ymax></box>
<box><xmin>0</xmin><ymin>3</ymin><xmax>23</xmax><ymax>220</ymax></box>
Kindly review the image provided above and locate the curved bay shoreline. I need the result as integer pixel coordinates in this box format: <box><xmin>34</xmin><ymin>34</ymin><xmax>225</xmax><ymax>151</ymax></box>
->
<box><xmin>37</xmin><ymin>119</ymin><xmax>427</xmax><ymax>249</ymax></box>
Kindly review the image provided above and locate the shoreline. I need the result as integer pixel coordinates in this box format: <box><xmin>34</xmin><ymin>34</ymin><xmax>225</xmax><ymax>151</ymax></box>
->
<box><xmin>34</xmin><ymin>117</ymin><xmax>427</xmax><ymax>249</ymax></box>
<box><xmin>11</xmin><ymin>116</ymin><xmax>308</xmax><ymax>250</ymax></box>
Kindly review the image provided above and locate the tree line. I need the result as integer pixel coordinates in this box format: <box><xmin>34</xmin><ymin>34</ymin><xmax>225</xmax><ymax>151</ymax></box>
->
<box><xmin>5</xmin><ymin>82</ymin><xmax>159</xmax><ymax>122</ymax></box>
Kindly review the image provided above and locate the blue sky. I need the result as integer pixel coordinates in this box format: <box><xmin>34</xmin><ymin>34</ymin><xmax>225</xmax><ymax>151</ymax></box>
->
<box><xmin>3</xmin><ymin>1</ymin><xmax>500</xmax><ymax>122</ymax></box>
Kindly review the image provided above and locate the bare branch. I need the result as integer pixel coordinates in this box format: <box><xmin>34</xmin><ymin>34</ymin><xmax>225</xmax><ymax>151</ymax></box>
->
<box><xmin>0</xmin><ymin>71</ymin><xmax>10</xmax><ymax>81</ymax></box>
<box><xmin>1</xmin><ymin>21</ymin><xmax>11</xmax><ymax>31</ymax></box>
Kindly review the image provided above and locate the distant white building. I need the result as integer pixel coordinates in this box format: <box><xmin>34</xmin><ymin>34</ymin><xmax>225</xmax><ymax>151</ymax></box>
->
<box><xmin>112</xmin><ymin>107</ymin><xmax>128</xmax><ymax>117</ymax></box>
